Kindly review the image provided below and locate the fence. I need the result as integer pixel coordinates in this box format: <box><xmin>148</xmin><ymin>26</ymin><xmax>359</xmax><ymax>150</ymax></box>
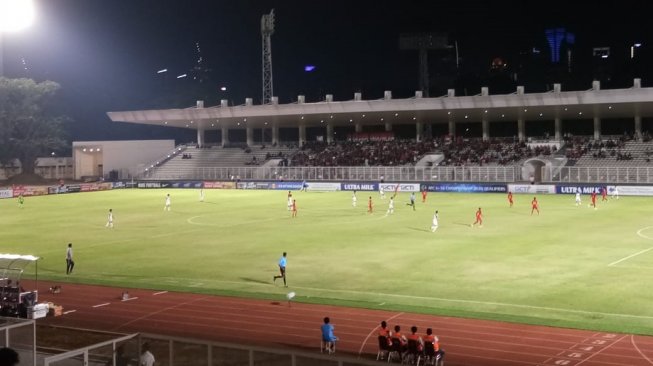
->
<box><xmin>44</xmin><ymin>332</ymin><xmax>387</xmax><ymax>366</ymax></box>
<box><xmin>544</xmin><ymin>166</ymin><xmax>653</xmax><ymax>184</ymax></box>
<box><xmin>0</xmin><ymin>317</ymin><xmax>36</xmax><ymax>366</ymax></box>
<box><xmin>142</xmin><ymin>165</ymin><xmax>519</xmax><ymax>183</ymax></box>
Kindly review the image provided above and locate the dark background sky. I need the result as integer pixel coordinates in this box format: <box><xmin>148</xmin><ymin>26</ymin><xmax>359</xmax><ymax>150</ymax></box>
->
<box><xmin>2</xmin><ymin>0</ymin><xmax>651</xmax><ymax>142</ymax></box>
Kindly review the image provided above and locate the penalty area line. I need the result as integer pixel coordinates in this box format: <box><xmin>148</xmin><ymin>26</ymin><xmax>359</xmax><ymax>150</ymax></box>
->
<box><xmin>608</xmin><ymin>247</ymin><xmax>653</xmax><ymax>267</ymax></box>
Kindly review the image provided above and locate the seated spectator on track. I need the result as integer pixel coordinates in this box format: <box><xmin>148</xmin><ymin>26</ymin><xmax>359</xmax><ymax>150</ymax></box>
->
<box><xmin>378</xmin><ymin>320</ymin><xmax>392</xmax><ymax>346</ymax></box>
<box><xmin>407</xmin><ymin>325</ymin><xmax>424</xmax><ymax>351</ymax></box>
<box><xmin>391</xmin><ymin>325</ymin><xmax>408</xmax><ymax>352</ymax></box>
<box><xmin>0</xmin><ymin>347</ymin><xmax>19</xmax><ymax>366</ymax></box>
<box><xmin>423</xmin><ymin>328</ymin><xmax>445</xmax><ymax>361</ymax></box>
<box><xmin>321</xmin><ymin>317</ymin><xmax>338</xmax><ymax>351</ymax></box>
<box><xmin>139</xmin><ymin>343</ymin><xmax>155</xmax><ymax>366</ymax></box>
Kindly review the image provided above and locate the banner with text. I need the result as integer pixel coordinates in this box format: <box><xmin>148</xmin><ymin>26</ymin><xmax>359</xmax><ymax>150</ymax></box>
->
<box><xmin>12</xmin><ymin>185</ymin><xmax>48</xmax><ymax>197</ymax></box>
<box><xmin>203</xmin><ymin>181</ymin><xmax>236</xmax><ymax>189</ymax></box>
<box><xmin>0</xmin><ymin>189</ymin><xmax>12</xmax><ymax>199</ymax></box>
<box><xmin>379</xmin><ymin>183</ymin><xmax>420</xmax><ymax>193</ymax></box>
<box><xmin>340</xmin><ymin>182</ymin><xmax>379</xmax><ymax>191</ymax></box>
<box><xmin>347</xmin><ymin>132</ymin><xmax>395</xmax><ymax>142</ymax></box>
<box><xmin>608</xmin><ymin>185</ymin><xmax>653</xmax><ymax>196</ymax></box>
<box><xmin>508</xmin><ymin>184</ymin><xmax>556</xmax><ymax>194</ymax></box>
<box><xmin>426</xmin><ymin>183</ymin><xmax>507</xmax><ymax>193</ymax></box>
<box><xmin>306</xmin><ymin>182</ymin><xmax>341</xmax><ymax>191</ymax></box>
<box><xmin>270</xmin><ymin>181</ymin><xmax>304</xmax><ymax>190</ymax></box>
<box><xmin>169</xmin><ymin>181</ymin><xmax>203</xmax><ymax>189</ymax></box>
<box><xmin>555</xmin><ymin>185</ymin><xmax>605</xmax><ymax>194</ymax></box>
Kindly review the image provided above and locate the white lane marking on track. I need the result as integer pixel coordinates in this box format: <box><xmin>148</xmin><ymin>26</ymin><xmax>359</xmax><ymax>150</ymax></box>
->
<box><xmin>608</xmin><ymin>226</ymin><xmax>653</xmax><ymax>266</ymax></box>
<box><xmin>631</xmin><ymin>335</ymin><xmax>653</xmax><ymax>365</ymax></box>
<box><xmin>113</xmin><ymin>296</ymin><xmax>209</xmax><ymax>330</ymax></box>
<box><xmin>153</xmin><ymin>291</ymin><xmax>168</xmax><ymax>296</ymax></box>
<box><xmin>63</xmin><ymin>310</ymin><xmax>76</xmax><ymax>314</ymax></box>
<box><xmin>121</xmin><ymin>297</ymin><xmax>138</xmax><ymax>302</ymax></box>
<box><xmin>357</xmin><ymin>312</ymin><xmax>404</xmax><ymax>357</ymax></box>
<box><xmin>575</xmin><ymin>335</ymin><xmax>627</xmax><ymax>365</ymax></box>
<box><xmin>92</xmin><ymin>303</ymin><xmax>110</xmax><ymax>308</ymax></box>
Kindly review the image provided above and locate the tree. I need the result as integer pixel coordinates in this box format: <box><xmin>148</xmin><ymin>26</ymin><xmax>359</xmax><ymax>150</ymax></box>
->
<box><xmin>0</xmin><ymin>77</ymin><xmax>69</xmax><ymax>175</ymax></box>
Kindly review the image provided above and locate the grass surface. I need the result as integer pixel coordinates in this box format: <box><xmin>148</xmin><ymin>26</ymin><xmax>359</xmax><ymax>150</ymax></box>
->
<box><xmin>2</xmin><ymin>189</ymin><xmax>653</xmax><ymax>334</ymax></box>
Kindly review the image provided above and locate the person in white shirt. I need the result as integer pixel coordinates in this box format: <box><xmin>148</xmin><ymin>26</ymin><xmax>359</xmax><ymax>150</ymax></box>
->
<box><xmin>352</xmin><ymin>191</ymin><xmax>357</xmax><ymax>207</ymax></box>
<box><xmin>612</xmin><ymin>187</ymin><xmax>619</xmax><ymax>200</ymax></box>
<box><xmin>164</xmin><ymin>194</ymin><xmax>171</xmax><ymax>211</ymax></box>
<box><xmin>106</xmin><ymin>209</ymin><xmax>114</xmax><ymax>228</ymax></box>
<box><xmin>575</xmin><ymin>192</ymin><xmax>581</xmax><ymax>206</ymax></box>
<box><xmin>379</xmin><ymin>186</ymin><xmax>386</xmax><ymax>199</ymax></box>
<box><xmin>431</xmin><ymin>210</ymin><xmax>439</xmax><ymax>232</ymax></box>
<box><xmin>386</xmin><ymin>197</ymin><xmax>394</xmax><ymax>215</ymax></box>
<box><xmin>66</xmin><ymin>243</ymin><xmax>74</xmax><ymax>274</ymax></box>
<box><xmin>140</xmin><ymin>343</ymin><xmax>155</xmax><ymax>366</ymax></box>
<box><xmin>287</xmin><ymin>196</ymin><xmax>293</xmax><ymax>211</ymax></box>
<box><xmin>199</xmin><ymin>188</ymin><xmax>205</xmax><ymax>202</ymax></box>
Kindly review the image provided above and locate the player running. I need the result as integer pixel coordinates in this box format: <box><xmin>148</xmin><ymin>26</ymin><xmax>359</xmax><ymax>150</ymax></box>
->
<box><xmin>199</xmin><ymin>188</ymin><xmax>205</xmax><ymax>202</ymax></box>
<box><xmin>352</xmin><ymin>191</ymin><xmax>357</xmax><ymax>207</ymax></box>
<box><xmin>406</xmin><ymin>192</ymin><xmax>416</xmax><ymax>211</ymax></box>
<box><xmin>18</xmin><ymin>194</ymin><xmax>24</xmax><ymax>208</ymax></box>
<box><xmin>531</xmin><ymin>197</ymin><xmax>539</xmax><ymax>215</ymax></box>
<box><xmin>291</xmin><ymin>199</ymin><xmax>298</xmax><ymax>218</ymax></box>
<box><xmin>575</xmin><ymin>192</ymin><xmax>581</xmax><ymax>206</ymax></box>
<box><xmin>368</xmin><ymin>196</ymin><xmax>373</xmax><ymax>214</ymax></box>
<box><xmin>421</xmin><ymin>188</ymin><xmax>428</xmax><ymax>203</ymax></box>
<box><xmin>590</xmin><ymin>191</ymin><xmax>597</xmax><ymax>209</ymax></box>
<box><xmin>164</xmin><ymin>194</ymin><xmax>171</xmax><ymax>211</ymax></box>
<box><xmin>471</xmin><ymin>207</ymin><xmax>483</xmax><ymax>227</ymax></box>
<box><xmin>386</xmin><ymin>196</ymin><xmax>395</xmax><ymax>215</ymax></box>
<box><xmin>612</xmin><ymin>187</ymin><xmax>619</xmax><ymax>200</ymax></box>
<box><xmin>602</xmin><ymin>187</ymin><xmax>608</xmax><ymax>202</ymax></box>
<box><xmin>431</xmin><ymin>210</ymin><xmax>439</xmax><ymax>232</ymax></box>
<box><xmin>507</xmin><ymin>191</ymin><xmax>513</xmax><ymax>208</ymax></box>
<box><xmin>379</xmin><ymin>186</ymin><xmax>386</xmax><ymax>199</ymax></box>
<box><xmin>105</xmin><ymin>208</ymin><xmax>114</xmax><ymax>228</ymax></box>
<box><xmin>287</xmin><ymin>192</ymin><xmax>293</xmax><ymax>211</ymax></box>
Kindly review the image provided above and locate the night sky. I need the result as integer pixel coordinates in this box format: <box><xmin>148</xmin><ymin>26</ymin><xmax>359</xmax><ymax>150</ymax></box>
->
<box><xmin>2</xmin><ymin>0</ymin><xmax>651</xmax><ymax>143</ymax></box>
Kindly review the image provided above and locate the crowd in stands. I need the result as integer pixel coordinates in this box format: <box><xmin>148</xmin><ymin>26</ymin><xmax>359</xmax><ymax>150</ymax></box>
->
<box><xmin>181</xmin><ymin>153</ymin><xmax>193</xmax><ymax>159</ymax></box>
<box><xmin>563</xmin><ymin>133</ymin><xmax>642</xmax><ymax>160</ymax></box>
<box><xmin>439</xmin><ymin>137</ymin><xmax>554</xmax><ymax>166</ymax></box>
<box><xmin>291</xmin><ymin>140</ymin><xmax>436</xmax><ymax>166</ymax></box>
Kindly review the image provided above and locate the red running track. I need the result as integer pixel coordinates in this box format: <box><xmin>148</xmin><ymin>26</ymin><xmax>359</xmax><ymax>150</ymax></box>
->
<box><xmin>34</xmin><ymin>281</ymin><xmax>653</xmax><ymax>366</ymax></box>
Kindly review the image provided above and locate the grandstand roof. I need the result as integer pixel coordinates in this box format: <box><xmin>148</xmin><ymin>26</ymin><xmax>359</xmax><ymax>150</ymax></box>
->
<box><xmin>108</xmin><ymin>86</ymin><xmax>653</xmax><ymax>130</ymax></box>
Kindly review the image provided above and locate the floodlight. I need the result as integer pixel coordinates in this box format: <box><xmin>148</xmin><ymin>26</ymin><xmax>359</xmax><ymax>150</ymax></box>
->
<box><xmin>0</xmin><ymin>0</ymin><xmax>35</xmax><ymax>33</ymax></box>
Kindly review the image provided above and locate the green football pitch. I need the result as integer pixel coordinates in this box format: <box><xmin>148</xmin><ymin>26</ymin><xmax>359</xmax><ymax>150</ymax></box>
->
<box><xmin>2</xmin><ymin>189</ymin><xmax>653</xmax><ymax>334</ymax></box>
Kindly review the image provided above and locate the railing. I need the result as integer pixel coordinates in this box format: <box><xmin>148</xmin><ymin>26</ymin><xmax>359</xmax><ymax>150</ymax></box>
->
<box><xmin>544</xmin><ymin>166</ymin><xmax>653</xmax><ymax>183</ymax></box>
<box><xmin>141</xmin><ymin>165</ymin><xmax>519</xmax><ymax>182</ymax></box>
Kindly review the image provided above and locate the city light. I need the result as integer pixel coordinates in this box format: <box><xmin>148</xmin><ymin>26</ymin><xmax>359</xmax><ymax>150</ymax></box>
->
<box><xmin>0</xmin><ymin>0</ymin><xmax>35</xmax><ymax>33</ymax></box>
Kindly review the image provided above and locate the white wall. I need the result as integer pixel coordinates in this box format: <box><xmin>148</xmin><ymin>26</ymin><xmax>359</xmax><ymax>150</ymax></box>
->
<box><xmin>73</xmin><ymin>140</ymin><xmax>174</xmax><ymax>179</ymax></box>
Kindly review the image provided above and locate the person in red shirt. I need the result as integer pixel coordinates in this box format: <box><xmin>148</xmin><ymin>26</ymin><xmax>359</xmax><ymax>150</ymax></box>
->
<box><xmin>391</xmin><ymin>325</ymin><xmax>407</xmax><ymax>352</ymax></box>
<box><xmin>368</xmin><ymin>196</ymin><xmax>373</xmax><ymax>214</ymax></box>
<box><xmin>591</xmin><ymin>191</ymin><xmax>597</xmax><ymax>209</ymax></box>
<box><xmin>421</xmin><ymin>188</ymin><xmax>428</xmax><ymax>203</ymax></box>
<box><xmin>378</xmin><ymin>321</ymin><xmax>392</xmax><ymax>348</ymax></box>
<box><xmin>471</xmin><ymin>207</ymin><xmax>483</xmax><ymax>227</ymax></box>
<box><xmin>291</xmin><ymin>199</ymin><xmax>298</xmax><ymax>217</ymax></box>
<box><xmin>531</xmin><ymin>197</ymin><xmax>539</xmax><ymax>215</ymax></box>
<box><xmin>508</xmin><ymin>191</ymin><xmax>513</xmax><ymax>208</ymax></box>
<box><xmin>407</xmin><ymin>325</ymin><xmax>424</xmax><ymax>352</ymax></box>
<box><xmin>602</xmin><ymin>187</ymin><xmax>608</xmax><ymax>201</ymax></box>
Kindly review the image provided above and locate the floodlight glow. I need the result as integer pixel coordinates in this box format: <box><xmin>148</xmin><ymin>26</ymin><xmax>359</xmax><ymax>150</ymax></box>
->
<box><xmin>177</xmin><ymin>74</ymin><xmax>187</xmax><ymax>79</ymax></box>
<box><xmin>157</xmin><ymin>68</ymin><xmax>168</xmax><ymax>74</ymax></box>
<box><xmin>0</xmin><ymin>0</ymin><xmax>35</xmax><ymax>33</ymax></box>
<box><xmin>220</xmin><ymin>86</ymin><xmax>227</xmax><ymax>91</ymax></box>
<box><xmin>304</xmin><ymin>65</ymin><xmax>316</xmax><ymax>72</ymax></box>
<box><xmin>634</xmin><ymin>43</ymin><xmax>642</xmax><ymax>48</ymax></box>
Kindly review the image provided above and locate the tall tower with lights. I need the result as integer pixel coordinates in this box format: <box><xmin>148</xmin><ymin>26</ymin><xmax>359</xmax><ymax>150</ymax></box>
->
<box><xmin>261</xmin><ymin>9</ymin><xmax>275</xmax><ymax>104</ymax></box>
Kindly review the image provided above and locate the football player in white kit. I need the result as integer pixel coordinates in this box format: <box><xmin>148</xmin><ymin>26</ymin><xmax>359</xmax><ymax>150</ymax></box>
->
<box><xmin>575</xmin><ymin>192</ymin><xmax>581</xmax><ymax>206</ymax></box>
<box><xmin>379</xmin><ymin>186</ymin><xmax>386</xmax><ymax>199</ymax></box>
<box><xmin>385</xmin><ymin>196</ymin><xmax>394</xmax><ymax>215</ymax></box>
<box><xmin>106</xmin><ymin>209</ymin><xmax>114</xmax><ymax>228</ymax></box>
<box><xmin>352</xmin><ymin>191</ymin><xmax>357</xmax><ymax>207</ymax></box>
<box><xmin>431</xmin><ymin>210</ymin><xmax>439</xmax><ymax>232</ymax></box>
<box><xmin>164</xmin><ymin>194</ymin><xmax>171</xmax><ymax>211</ymax></box>
<box><xmin>199</xmin><ymin>188</ymin><xmax>205</xmax><ymax>202</ymax></box>
<box><xmin>612</xmin><ymin>187</ymin><xmax>619</xmax><ymax>200</ymax></box>
<box><xmin>287</xmin><ymin>195</ymin><xmax>293</xmax><ymax>211</ymax></box>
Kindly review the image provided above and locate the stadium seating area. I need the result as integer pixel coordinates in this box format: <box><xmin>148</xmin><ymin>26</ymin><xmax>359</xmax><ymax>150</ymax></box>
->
<box><xmin>290</xmin><ymin>140</ymin><xmax>437</xmax><ymax>166</ymax></box>
<box><xmin>438</xmin><ymin>138</ymin><xmax>555</xmax><ymax>166</ymax></box>
<box><xmin>564</xmin><ymin>133</ymin><xmax>653</xmax><ymax>167</ymax></box>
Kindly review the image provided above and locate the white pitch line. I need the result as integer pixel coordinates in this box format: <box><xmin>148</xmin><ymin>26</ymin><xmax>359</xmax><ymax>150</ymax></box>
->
<box><xmin>357</xmin><ymin>312</ymin><xmax>404</xmax><ymax>356</ymax></box>
<box><xmin>153</xmin><ymin>291</ymin><xmax>168</xmax><ymax>296</ymax></box>
<box><xmin>630</xmin><ymin>335</ymin><xmax>653</xmax><ymax>365</ymax></box>
<box><xmin>608</xmin><ymin>247</ymin><xmax>653</xmax><ymax>267</ymax></box>
<box><xmin>63</xmin><ymin>310</ymin><xmax>77</xmax><ymax>315</ymax></box>
<box><xmin>121</xmin><ymin>297</ymin><xmax>139</xmax><ymax>302</ymax></box>
<box><xmin>92</xmin><ymin>303</ymin><xmax>110</xmax><ymax>308</ymax></box>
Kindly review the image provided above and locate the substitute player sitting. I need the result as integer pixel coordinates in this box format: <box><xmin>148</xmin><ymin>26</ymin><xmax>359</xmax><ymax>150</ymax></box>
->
<box><xmin>531</xmin><ymin>197</ymin><xmax>539</xmax><ymax>215</ymax></box>
<box><xmin>471</xmin><ymin>207</ymin><xmax>483</xmax><ymax>227</ymax></box>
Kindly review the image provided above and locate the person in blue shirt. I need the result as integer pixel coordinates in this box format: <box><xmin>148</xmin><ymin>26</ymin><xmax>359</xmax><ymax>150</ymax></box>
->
<box><xmin>273</xmin><ymin>252</ymin><xmax>287</xmax><ymax>287</ymax></box>
<box><xmin>321</xmin><ymin>317</ymin><xmax>338</xmax><ymax>352</ymax></box>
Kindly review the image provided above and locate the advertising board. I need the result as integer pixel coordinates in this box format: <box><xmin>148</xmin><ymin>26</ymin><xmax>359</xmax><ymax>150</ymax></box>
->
<box><xmin>306</xmin><ymin>182</ymin><xmax>341</xmax><ymax>191</ymax></box>
<box><xmin>0</xmin><ymin>189</ymin><xmax>12</xmax><ymax>199</ymax></box>
<box><xmin>507</xmin><ymin>184</ymin><xmax>556</xmax><ymax>194</ymax></box>
<box><xmin>340</xmin><ymin>182</ymin><xmax>378</xmax><ymax>191</ymax></box>
<box><xmin>555</xmin><ymin>185</ymin><xmax>605</xmax><ymax>194</ymax></box>
<box><xmin>607</xmin><ymin>185</ymin><xmax>653</xmax><ymax>196</ymax></box>
<box><xmin>426</xmin><ymin>183</ymin><xmax>507</xmax><ymax>193</ymax></box>
<box><xmin>203</xmin><ymin>181</ymin><xmax>235</xmax><ymax>189</ymax></box>
<box><xmin>378</xmin><ymin>183</ymin><xmax>420</xmax><ymax>193</ymax></box>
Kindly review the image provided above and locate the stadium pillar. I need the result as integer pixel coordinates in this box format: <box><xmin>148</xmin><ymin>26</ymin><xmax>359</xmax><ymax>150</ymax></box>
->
<box><xmin>384</xmin><ymin>122</ymin><xmax>392</xmax><ymax>132</ymax></box>
<box><xmin>326</xmin><ymin>124</ymin><xmax>334</xmax><ymax>143</ymax></box>
<box><xmin>272</xmin><ymin>125</ymin><xmax>279</xmax><ymax>145</ymax></box>
<box><xmin>482</xmin><ymin>118</ymin><xmax>489</xmax><ymax>141</ymax></box>
<box><xmin>593</xmin><ymin>117</ymin><xmax>601</xmax><ymax>140</ymax></box>
<box><xmin>554</xmin><ymin>117</ymin><xmax>562</xmax><ymax>141</ymax></box>
<box><xmin>197</xmin><ymin>129</ymin><xmax>205</xmax><ymax>148</ymax></box>
<box><xmin>635</xmin><ymin>115</ymin><xmax>642</xmax><ymax>141</ymax></box>
<box><xmin>221</xmin><ymin>127</ymin><xmax>229</xmax><ymax>147</ymax></box>
<box><xmin>355</xmin><ymin>123</ymin><xmax>362</xmax><ymax>133</ymax></box>
<box><xmin>298</xmin><ymin>125</ymin><xmax>306</xmax><ymax>146</ymax></box>
<box><xmin>448</xmin><ymin>120</ymin><xmax>456</xmax><ymax>137</ymax></box>
<box><xmin>518</xmin><ymin>118</ymin><xmax>525</xmax><ymax>142</ymax></box>
<box><xmin>416</xmin><ymin>122</ymin><xmax>422</xmax><ymax>142</ymax></box>
<box><xmin>246</xmin><ymin>127</ymin><xmax>254</xmax><ymax>146</ymax></box>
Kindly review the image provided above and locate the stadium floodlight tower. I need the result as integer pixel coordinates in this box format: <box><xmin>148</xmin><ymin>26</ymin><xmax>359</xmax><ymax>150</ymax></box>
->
<box><xmin>399</xmin><ymin>33</ymin><xmax>448</xmax><ymax>97</ymax></box>
<box><xmin>261</xmin><ymin>9</ymin><xmax>275</xmax><ymax>104</ymax></box>
<box><xmin>0</xmin><ymin>0</ymin><xmax>36</xmax><ymax>76</ymax></box>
